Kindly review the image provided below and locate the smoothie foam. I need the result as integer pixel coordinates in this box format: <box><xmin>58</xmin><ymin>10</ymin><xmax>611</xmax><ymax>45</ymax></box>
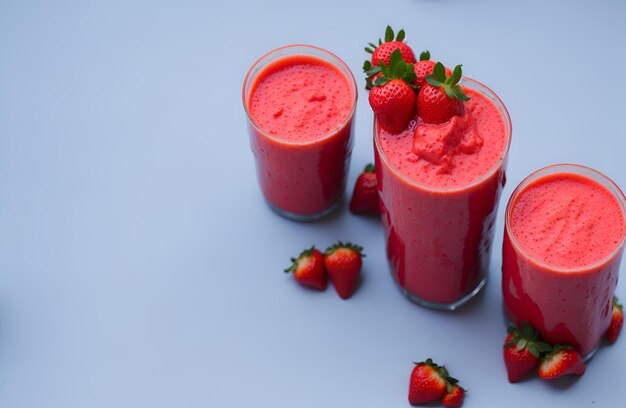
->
<box><xmin>248</xmin><ymin>55</ymin><xmax>353</xmax><ymax>142</ymax></box>
<box><xmin>509</xmin><ymin>173</ymin><xmax>625</xmax><ymax>269</ymax></box>
<box><xmin>378</xmin><ymin>88</ymin><xmax>508</xmax><ymax>188</ymax></box>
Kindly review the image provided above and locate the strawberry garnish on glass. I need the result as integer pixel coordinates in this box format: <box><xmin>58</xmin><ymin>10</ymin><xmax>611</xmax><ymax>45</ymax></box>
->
<box><xmin>411</xmin><ymin>50</ymin><xmax>452</xmax><ymax>89</ymax></box>
<box><xmin>418</xmin><ymin>62</ymin><xmax>470</xmax><ymax>124</ymax></box>
<box><xmin>367</xmin><ymin>49</ymin><xmax>417</xmax><ymax>134</ymax></box>
<box><xmin>364</xmin><ymin>25</ymin><xmax>416</xmax><ymax>74</ymax></box>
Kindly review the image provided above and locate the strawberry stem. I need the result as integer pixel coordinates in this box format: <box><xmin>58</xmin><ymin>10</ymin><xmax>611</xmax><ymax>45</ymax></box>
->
<box><xmin>363</xmin><ymin>25</ymin><xmax>407</xmax><ymax>76</ymax></box>
<box><xmin>325</xmin><ymin>241</ymin><xmax>365</xmax><ymax>257</ymax></box>
<box><xmin>371</xmin><ymin>49</ymin><xmax>416</xmax><ymax>89</ymax></box>
<box><xmin>425</xmin><ymin>62</ymin><xmax>470</xmax><ymax>101</ymax></box>
<box><xmin>284</xmin><ymin>246</ymin><xmax>316</xmax><ymax>273</ymax></box>
<box><xmin>505</xmin><ymin>321</ymin><xmax>552</xmax><ymax>358</ymax></box>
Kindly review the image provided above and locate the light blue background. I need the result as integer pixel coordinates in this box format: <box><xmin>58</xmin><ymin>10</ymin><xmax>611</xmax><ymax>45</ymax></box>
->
<box><xmin>1</xmin><ymin>0</ymin><xmax>625</xmax><ymax>406</ymax></box>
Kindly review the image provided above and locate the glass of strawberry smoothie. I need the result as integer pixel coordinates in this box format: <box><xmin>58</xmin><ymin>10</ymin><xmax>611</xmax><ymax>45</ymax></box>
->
<box><xmin>243</xmin><ymin>45</ymin><xmax>358</xmax><ymax>221</ymax></box>
<box><xmin>503</xmin><ymin>164</ymin><xmax>626</xmax><ymax>358</ymax></box>
<box><xmin>374</xmin><ymin>77</ymin><xmax>512</xmax><ymax>310</ymax></box>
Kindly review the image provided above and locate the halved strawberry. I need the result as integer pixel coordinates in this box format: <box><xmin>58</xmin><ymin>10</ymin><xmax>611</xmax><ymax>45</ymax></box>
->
<box><xmin>368</xmin><ymin>49</ymin><xmax>417</xmax><ymax>134</ymax></box>
<box><xmin>284</xmin><ymin>247</ymin><xmax>327</xmax><ymax>290</ymax></box>
<box><xmin>349</xmin><ymin>164</ymin><xmax>379</xmax><ymax>215</ymax></box>
<box><xmin>537</xmin><ymin>345</ymin><xmax>586</xmax><ymax>380</ymax></box>
<box><xmin>503</xmin><ymin>321</ymin><xmax>552</xmax><ymax>383</ymax></box>
<box><xmin>323</xmin><ymin>242</ymin><xmax>364</xmax><ymax>299</ymax></box>
<box><xmin>408</xmin><ymin>358</ymin><xmax>459</xmax><ymax>405</ymax></box>
<box><xmin>417</xmin><ymin>62</ymin><xmax>469</xmax><ymax>124</ymax></box>
<box><xmin>442</xmin><ymin>385</ymin><xmax>464</xmax><ymax>407</ymax></box>
<box><xmin>607</xmin><ymin>296</ymin><xmax>623</xmax><ymax>344</ymax></box>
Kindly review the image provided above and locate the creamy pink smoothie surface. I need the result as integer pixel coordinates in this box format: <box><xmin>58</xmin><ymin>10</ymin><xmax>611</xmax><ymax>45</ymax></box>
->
<box><xmin>509</xmin><ymin>173</ymin><xmax>625</xmax><ymax>268</ymax></box>
<box><xmin>378</xmin><ymin>88</ymin><xmax>507</xmax><ymax>188</ymax></box>
<box><xmin>248</xmin><ymin>55</ymin><xmax>353</xmax><ymax>141</ymax></box>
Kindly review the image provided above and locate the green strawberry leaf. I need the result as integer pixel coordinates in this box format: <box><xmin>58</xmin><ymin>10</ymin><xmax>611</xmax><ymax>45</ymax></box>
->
<box><xmin>385</xmin><ymin>25</ymin><xmax>394</xmax><ymax>42</ymax></box>
<box><xmin>443</xmin><ymin>85</ymin><xmax>455</xmax><ymax>99</ymax></box>
<box><xmin>404</xmin><ymin>63</ymin><xmax>417</xmax><ymax>84</ymax></box>
<box><xmin>504</xmin><ymin>339</ymin><xmax>516</xmax><ymax>349</ymax></box>
<box><xmin>521</xmin><ymin>321</ymin><xmax>534</xmax><ymax>339</ymax></box>
<box><xmin>452</xmin><ymin>85</ymin><xmax>470</xmax><ymax>101</ymax></box>
<box><xmin>433</xmin><ymin>62</ymin><xmax>446</xmax><ymax>82</ymax></box>
<box><xmin>365</xmin><ymin>65</ymin><xmax>382</xmax><ymax>77</ymax></box>
<box><xmin>396</xmin><ymin>29</ymin><xmax>405</xmax><ymax>42</ymax></box>
<box><xmin>365</xmin><ymin>47</ymin><xmax>373</xmax><ymax>54</ymax></box>
<box><xmin>364</xmin><ymin>163</ymin><xmax>375</xmax><ymax>172</ymax></box>
<box><xmin>374</xmin><ymin>76</ymin><xmax>389</xmax><ymax>86</ymax></box>
<box><xmin>389</xmin><ymin>48</ymin><xmax>403</xmax><ymax>69</ymax></box>
<box><xmin>370</xmin><ymin>49</ymin><xmax>417</xmax><ymax>91</ymax></box>
<box><xmin>425</xmin><ymin>75</ymin><xmax>444</xmax><ymax>87</ymax></box>
<box><xmin>450</xmin><ymin>64</ymin><xmax>463</xmax><ymax>85</ymax></box>
<box><xmin>420</xmin><ymin>50</ymin><xmax>430</xmax><ymax>61</ymax></box>
<box><xmin>535</xmin><ymin>342</ymin><xmax>552</xmax><ymax>354</ymax></box>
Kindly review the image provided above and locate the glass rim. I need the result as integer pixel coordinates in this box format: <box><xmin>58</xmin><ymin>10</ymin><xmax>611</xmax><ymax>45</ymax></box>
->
<box><xmin>242</xmin><ymin>44</ymin><xmax>358</xmax><ymax>145</ymax></box>
<box><xmin>504</xmin><ymin>163</ymin><xmax>626</xmax><ymax>273</ymax></box>
<box><xmin>374</xmin><ymin>76</ymin><xmax>512</xmax><ymax>193</ymax></box>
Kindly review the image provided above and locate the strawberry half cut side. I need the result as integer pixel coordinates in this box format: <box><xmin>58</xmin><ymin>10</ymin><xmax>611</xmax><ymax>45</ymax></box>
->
<box><xmin>284</xmin><ymin>246</ymin><xmax>327</xmax><ymax>290</ymax></box>
<box><xmin>537</xmin><ymin>345</ymin><xmax>585</xmax><ymax>380</ymax></box>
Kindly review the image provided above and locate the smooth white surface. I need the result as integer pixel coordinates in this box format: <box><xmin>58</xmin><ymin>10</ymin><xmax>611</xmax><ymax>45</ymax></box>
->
<box><xmin>0</xmin><ymin>0</ymin><xmax>625</xmax><ymax>406</ymax></box>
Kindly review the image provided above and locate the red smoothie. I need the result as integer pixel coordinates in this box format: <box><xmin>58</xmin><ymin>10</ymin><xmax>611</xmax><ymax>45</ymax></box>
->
<box><xmin>243</xmin><ymin>45</ymin><xmax>357</xmax><ymax>220</ymax></box>
<box><xmin>374</xmin><ymin>78</ymin><xmax>511</xmax><ymax>308</ymax></box>
<box><xmin>503</xmin><ymin>165</ymin><xmax>626</xmax><ymax>356</ymax></box>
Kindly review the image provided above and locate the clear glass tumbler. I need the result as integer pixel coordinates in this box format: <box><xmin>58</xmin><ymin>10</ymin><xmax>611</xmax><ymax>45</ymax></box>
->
<box><xmin>242</xmin><ymin>45</ymin><xmax>358</xmax><ymax>221</ymax></box>
<box><xmin>374</xmin><ymin>77</ymin><xmax>512</xmax><ymax>310</ymax></box>
<box><xmin>503</xmin><ymin>164</ymin><xmax>626</xmax><ymax>358</ymax></box>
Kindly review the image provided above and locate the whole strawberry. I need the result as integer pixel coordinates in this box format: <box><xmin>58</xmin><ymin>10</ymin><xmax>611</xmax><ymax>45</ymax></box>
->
<box><xmin>412</xmin><ymin>50</ymin><xmax>453</xmax><ymax>88</ymax></box>
<box><xmin>442</xmin><ymin>385</ymin><xmax>464</xmax><ymax>408</ymax></box>
<box><xmin>503</xmin><ymin>321</ymin><xmax>552</xmax><ymax>383</ymax></box>
<box><xmin>537</xmin><ymin>345</ymin><xmax>586</xmax><ymax>380</ymax></box>
<box><xmin>417</xmin><ymin>62</ymin><xmax>469</xmax><ymax>124</ymax></box>
<box><xmin>368</xmin><ymin>49</ymin><xmax>417</xmax><ymax>134</ymax></box>
<box><xmin>364</xmin><ymin>25</ymin><xmax>416</xmax><ymax>71</ymax></box>
<box><xmin>323</xmin><ymin>242</ymin><xmax>364</xmax><ymax>299</ymax></box>
<box><xmin>607</xmin><ymin>296</ymin><xmax>623</xmax><ymax>344</ymax></box>
<box><xmin>349</xmin><ymin>164</ymin><xmax>379</xmax><ymax>215</ymax></box>
<box><xmin>284</xmin><ymin>247</ymin><xmax>327</xmax><ymax>290</ymax></box>
<box><xmin>408</xmin><ymin>358</ymin><xmax>459</xmax><ymax>405</ymax></box>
